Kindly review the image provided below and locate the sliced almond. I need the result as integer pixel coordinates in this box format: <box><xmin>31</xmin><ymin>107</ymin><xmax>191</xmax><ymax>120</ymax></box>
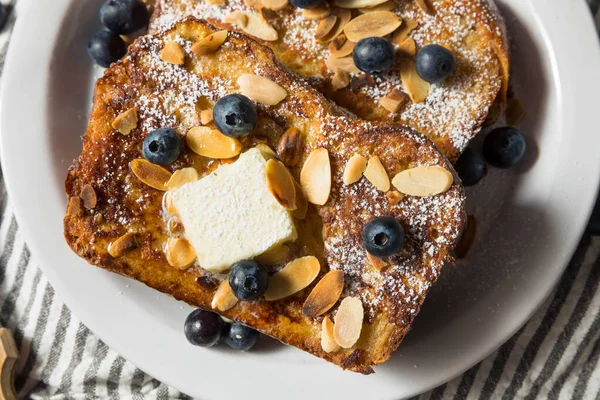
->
<box><xmin>379</xmin><ymin>90</ymin><xmax>407</xmax><ymax>113</ymax></box>
<box><xmin>300</xmin><ymin>148</ymin><xmax>331</xmax><ymax>205</ymax></box>
<box><xmin>160</xmin><ymin>41</ymin><xmax>185</xmax><ymax>65</ymax></box>
<box><xmin>208</xmin><ymin>0</ymin><xmax>226</xmax><ymax>5</ymax></box>
<box><xmin>237</xmin><ymin>74</ymin><xmax>288</xmax><ymax>106</ymax></box>
<box><xmin>392</xmin><ymin>18</ymin><xmax>418</xmax><ymax>45</ymax></box>
<box><xmin>264</xmin><ymin>256</ymin><xmax>320</xmax><ymax>301</ymax></box>
<box><xmin>166</xmin><ymin>167</ymin><xmax>198</xmax><ymax>190</ymax></box>
<box><xmin>302</xmin><ymin>4</ymin><xmax>330</xmax><ymax>20</ymax></box>
<box><xmin>108</xmin><ymin>232</ymin><xmax>138</xmax><ymax>258</ymax></box>
<box><xmin>456</xmin><ymin>215</ymin><xmax>477</xmax><ymax>259</ymax></box>
<box><xmin>200</xmin><ymin>109</ymin><xmax>214</xmax><ymax>125</ymax></box>
<box><xmin>350</xmin><ymin>73</ymin><xmax>375</xmax><ymax>89</ymax></box>
<box><xmin>363</xmin><ymin>156</ymin><xmax>390</xmax><ymax>191</ymax></box>
<box><xmin>256</xmin><ymin>143</ymin><xmax>277</xmax><ymax>160</ymax></box>
<box><xmin>329</xmin><ymin>34</ymin><xmax>355</xmax><ymax>58</ymax></box>
<box><xmin>292</xmin><ymin>180</ymin><xmax>308</xmax><ymax>219</ymax></box>
<box><xmin>343</xmin><ymin>154</ymin><xmax>367</xmax><ymax>185</ymax></box>
<box><xmin>343</xmin><ymin>11</ymin><xmax>401</xmax><ymax>42</ymax></box>
<box><xmin>318</xmin><ymin>8</ymin><xmax>351</xmax><ymax>43</ymax></box>
<box><xmin>265</xmin><ymin>159</ymin><xmax>297</xmax><ymax>210</ymax></box>
<box><xmin>398</xmin><ymin>37</ymin><xmax>416</xmax><ymax>57</ymax></box>
<box><xmin>333</xmin><ymin>296</ymin><xmax>364</xmax><ymax>348</ymax></box>
<box><xmin>386</xmin><ymin>190</ymin><xmax>404</xmax><ymax>205</ymax></box>
<box><xmin>225</xmin><ymin>11</ymin><xmax>278</xmax><ymax>41</ymax></box>
<box><xmin>262</xmin><ymin>0</ymin><xmax>288</xmax><ymax>10</ymax></box>
<box><xmin>67</xmin><ymin>196</ymin><xmax>83</xmax><ymax>217</ymax></box>
<box><xmin>415</xmin><ymin>0</ymin><xmax>434</xmax><ymax>15</ymax></box>
<box><xmin>169</xmin><ymin>219</ymin><xmax>184</xmax><ymax>235</ymax></box>
<box><xmin>165</xmin><ymin>238</ymin><xmax>196</xmax><ymax>269</ymax></box>
<box><xmin>334</xmin><ymin>0</ymin><xmax>389</xmax><ymax>8</ymax></box>
<box><xmin>506</xmin><ymin>97</ymin><xmax>526</xmax><ymax>126</ymax></box>
<box><xmin>256</xmin><ymin>244</ymin><xmax>290</xmax><ymax>265</ymax></box>
<box><xmin>325</xmin><ymin>55</ymin><xmax>360</xmax><ymax>74</ymax></box>
<box><xmin>302</xmin><ymin>270</ymin><xmax>344</xmax><ymax>318</ymax></box>
<box><xmin>164</xmin><ymin>192</ymin><xmax>178</xmax><ymax>214</ymax></box>
<box><xmin>321</xmin><ymin>316</ymin><xmax>341</xmax><ymax>353</ymax></box>
<box><xmin>130</xmin><ymin>159</ymin><xmax>172</xmax><ymax>191</ymax></box>
<box><xmin>331</xmin><ymin>68</ymin><xmax>351</xmax><ymax>91</ymax></box>
<box><xmin>392</xmin><ymin>165</ymin><xmax>454</xmax><ymax>196</ymax></box>
<box><xmin>277</xmin><ymin>127</ymin><xmax>303</xmax><ymax>167</ymax></box>
<box><xmin>400</xmin><ymin>59</ymin><xmax>430</xmax><ymax>103</ymax></box>
<box><xmin>358</xmin><ymin>0</ymin><xmax>395</xmax><ymax>12</ymax></box>
<box><xmin>80</xmin><ymin>184</ymin><xmax>97</xmax><ymax>209</ymax></box>
<box><xmin>211</xmin><ymin>279</ymin><xmax>239</xmax><ymax>311</ymax></box>
<box><xmin>315</xmin><ymin>15</ymin><xmax>337</xmax><ymax>40</ymax></box>
<box><xmin>191</xmin><ymin>30</ymin><xmax>228</xmax><ymax>56</ymax></box>
<box><xmin>111</xmin><ymin>108</ymin><xmax>138</xmax><ymax>135</ymax></box>
<box><xmin>186</xmin><ymin>127</ymin><xmax>243</xmax><ymax>159</ymax></box>
<box><xmin>366</xmin><ymin>252</ymin><xmax>390</xmax><ymax>271</ymax></box>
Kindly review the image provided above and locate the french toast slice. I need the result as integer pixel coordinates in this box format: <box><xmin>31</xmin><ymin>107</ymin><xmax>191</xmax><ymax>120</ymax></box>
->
<box><xmin>64</xmin><ymin>19</ymin><xmax>466</xmax><ymax>373</ymax></box>
<box><xmin>147</xmin><ymin>0</ymin><xmax>510</xmax><ymax>161</ymax></box>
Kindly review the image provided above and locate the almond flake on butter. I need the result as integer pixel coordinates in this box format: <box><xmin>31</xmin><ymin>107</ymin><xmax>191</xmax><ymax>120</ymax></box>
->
<box><xmin>321</xmin><ymin>316</ymin><xmax>341</xmax><ymax>353</ymax></box>
<box><xmin>225</xmin><ymin>11</ymin><xmax>278</xmax><ymax>41</ymax></box>
<box><xmin>331</xmin><ymin>68</ymin><xmax>351</xmax><ymax>91</ymax></box>
<box><xmin>325</xmin><ymin>55</ymin><xmax>360</xmax><ymax>74</ymax></box>
<box><xmin>255</xmin><ymin>244</ymin><xmax>290</xmax><ymax>265</ymax></box>
<box><xmin>164</xmin><ymin>192</ymin><xmax>178</xmax><ymax>214</ymax></box>
<box><xmin>386</xmin><ymin>190</ymin><xmax>404</xmax><ymax>205</ymax></box>
<box><xmin>343</xmin><ymin>11</ymin><xmax>401</xmax><ymax>42</ymax></box>
<box><xmin>80</xmin><ymin>184</ymin><xmax>97</xmax><ymax>209</ymax></box>
<box><xmin>318</xmin><ymin>8</ymin><xmax>351</xmax><ymax>43</ymax></box>
<box><xmin>292</xmin><ymin>180</ymin><xmax>308</xmax><ymax>219</ymax></box>
<box><xmin>300</xmin><ymin>148</ymin><xmax>331</xmax><ymax>205</ymax></box>
<box><xmin>130</xmin><ymin>159</ymin><xmax>172</xmax><ymax>191</ymax></box>
<box><xmin>166</xmin><ymin>167</ymin><xmax>198</xmax><ymax>190</ymax></box>
<box><xmin>277</xmin><ymin>127</ymin><xmax>303</xmax><ymax>167</ymax></box>
<box><xmin>264</xmin><ymin>256</ymin><xmax>320</xmax><ymax>301</ymax></box>
<box><xmin>265</xmin><ymin>159</ymin><xmax>297</xmax><ymax>210</ymax></box>
<box><xmin>165</xmin><ymin>238</ymin><xmax>196</xmax><ymax>269</ymax></box>
<box><xmin>67</xmin><ymin>196</ymin><xmax>83</xmax><ymax>217</ymax></box>
<box><xmin>108</xmin><ymin>232</ymin><xmax>138</xmax><ymax>258</ymax></box>
<box><xmin>256</xmin><ymin>143</ymin><xmax>276</xmax><ymax>160</ymax></box>
<box><xmin>111</xmin><ymin>108</ymin><xmax>138</xmax><ymax>135</ymax></box>
<box><xmin>191</xmin><ymin>30</ymin><xmax>228</xmax><ymax>56</ymax></box>
<box><xmin>315</xmin><ymin>15</ymin><xmax>338</xmax><ymax>40</ymax></box>
<box><xmin>302</xmin><ymin>270</ymin><xmax>344</xmax><ymax>318</ymax></box>
<box><xmin>200</xmin><ymin>109</ymin><xmax>214</xmax><ymax>125</ymax></box>
<box><xmin>343</xmin><ymin>154</ymin><xmax>367</xmax><ymax>185</ymax></box>
<box><xmin>329</xmin><ymin>34</ymin><xmax>355</xmax><ymax>58</ymax></box>
<box><xmin>398</xmin><ymin>37</ymin><xmax>416</xmax><ymax>57</ymax></box>
<box><xmin>211</xmin><ymin>280</ymin><xmax>238</xmax><ymax>311</ymax></box>
<box><xmin>333</xmin><ymin>296</ymin><xmax>364</xmax><ymax>348</ymax></box>
<box><xmin>302</xmin><ymin>4</ymin><xmax>330</xmax><ymax>20</ymax></box>
<box><xmin>392</xmin><ymin>165</ymin><xmax>453</xmax><ymax>196</ymax></box>
<box><xmin>400</xmin><ymin>59</ymin><xmax>430</xmax><ymax>103</ymax></box>
<box><xmin>358</xmin><ymin>0</ymin><xmax>395</xmax><ymax>13</ymax></box>
<box><xmin>160</xmin><ymin>41</ymin><xmax>185</xmax><ymax>65</ymax></box>
<box><xmin>363</xmin><ymin>156</ymin><xmax>390</xmax><ymax>191</ymax></box>
<box><xmin>392</xmin><ymin>18</ymin><xmax>418</xmax><ymax>45</ymax></box>
<box><xmin>237</xmin><ymin>74</ymin><xmax>288</xmax><ymax>105</ymax></box>
<box><xmin>186</xmin><ymin>127</ymin><xmax>243</xmax><ymax>159</ymax></box>
<box><xmin>334</xmin><ymin>0</ymin><xmax>389</xmax><ymax>8</ymax></box>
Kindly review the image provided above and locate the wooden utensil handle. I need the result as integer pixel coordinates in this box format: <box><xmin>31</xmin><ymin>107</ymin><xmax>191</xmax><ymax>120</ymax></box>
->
<box><xmin>0</xmin><ymin>328</ymin><xmax>18</xmax><ymax>400</ymax></box>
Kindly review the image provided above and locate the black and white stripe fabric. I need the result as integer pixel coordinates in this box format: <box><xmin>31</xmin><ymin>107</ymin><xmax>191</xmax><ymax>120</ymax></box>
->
<box><xmin>1</xmin><ymin>0</ymin><xmax>600</xmax><ymax>399</ymax></box>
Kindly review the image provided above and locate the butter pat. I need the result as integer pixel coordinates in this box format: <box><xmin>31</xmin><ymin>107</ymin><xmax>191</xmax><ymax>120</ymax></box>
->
<box><xmin>172</xmin><ymin>149</ymin><xmax>297</xmax><ymax>273</ymax></box>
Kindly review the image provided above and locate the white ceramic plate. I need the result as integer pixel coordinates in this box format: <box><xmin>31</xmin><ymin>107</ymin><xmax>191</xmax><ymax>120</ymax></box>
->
<box><xmin>2</xmin><ymin>0</ymin><xmax>600</xmax><ymax>398</ymax></box>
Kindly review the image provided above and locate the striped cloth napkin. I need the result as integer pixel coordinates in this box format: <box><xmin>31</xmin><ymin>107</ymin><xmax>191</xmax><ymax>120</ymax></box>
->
<box><xmin>1</xmin><ymin>0</ymin><xmax>599</xmax><ymax>399</ymax></box>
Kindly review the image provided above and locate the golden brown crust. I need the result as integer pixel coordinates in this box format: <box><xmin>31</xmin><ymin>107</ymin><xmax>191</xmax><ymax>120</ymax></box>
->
<box><xmin>148</xmin><ymin>0</ymin><xmax>510</xmax><ymax>161</ymax></box>
<box><xmin>64</xmin><ymin>19</ymin><xmax>466</xmax><ymax>373</ymax></box>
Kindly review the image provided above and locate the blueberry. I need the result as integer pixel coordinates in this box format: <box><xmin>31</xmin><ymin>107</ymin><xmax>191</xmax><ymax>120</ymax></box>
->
<box><xmin>100</xmin><ymin>0</ymin><xmax>149</xmax><ymax>35</ymax></box>
<box><xmin>228</xmin><ymin>260</ymin><xmax>268</xmax><ymax>301</ymax></box>
<box><xmin>454</xmin><ymin>149</ymin><xmax>487</xmax><ymax>187</ymax></box>
<box><xmin>415</xmin><ymin>44</ymin><xmax>456</xmax><ymax>83</ymax></box>
<box><xmin>87</xmin><ymin>30</ymin><xmax>127</xmax><ymax>68</ymax></box>
<box><xmin>184</xmin><ymin>309</ymin><xmax>224</xmax><ymax>347</ymax></box>
<box><xmin>352</xmin><ymin>37</ymin><xmax>395</xmax><ymax>75</ymax></box>
<box><xmin>482</xmin><ymin>127</ymin><xmax>526</xmax><ymax>168</ymax></box>
<box><xmin>362</xmin><ymin>216</ymin><xmax>405</xmax><ymax>257</ymax></box>
<box><xmin>224</xmin><ymin>323</ymin><xmax>260</xmax><ymax>351</ymax></box>
<box><xmin>213</xmin><ymin>94</ymin><xmax>258</xmax><ymax>138</ymax></box>
<box><xmin>142</xmin><ymin>128</ymin><xmax>182</xmax><ymax>165</ymax></box>
<box><xmin>288</xmin><ymin>0</ymin><xmax>322</xmax><ymax>9</ymax></box>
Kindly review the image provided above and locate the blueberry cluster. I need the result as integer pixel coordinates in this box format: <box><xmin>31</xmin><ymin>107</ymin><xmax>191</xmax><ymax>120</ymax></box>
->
<box><xmin>185</xmin><ymin>309</ymin><xmax>261</xmax><ymax>351</ymax></box>
<box><xmin>88</xmin><ymin>0</ymin><xmax>149</xmax><ymax>68</ymax></box>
